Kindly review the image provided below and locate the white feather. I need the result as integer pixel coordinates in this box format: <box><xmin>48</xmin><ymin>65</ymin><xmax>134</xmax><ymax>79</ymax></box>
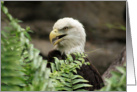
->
<box><xmin>53</xmin><ymin>17</ymin><xmax>86</xmax><ymax>54</ymax></box>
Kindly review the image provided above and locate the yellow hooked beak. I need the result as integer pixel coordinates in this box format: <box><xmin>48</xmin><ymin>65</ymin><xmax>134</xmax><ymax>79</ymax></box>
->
<box><xmin>49</xmin><ymin>29</ymin><xmax>64</xmax><ymax>46</ymax></box>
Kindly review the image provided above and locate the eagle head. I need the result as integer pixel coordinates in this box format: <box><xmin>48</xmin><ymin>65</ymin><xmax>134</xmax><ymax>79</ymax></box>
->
<box><xmin>49</xmin><ymin>17</ymin><xmax>86</xmax><ymax>54</ymax></box>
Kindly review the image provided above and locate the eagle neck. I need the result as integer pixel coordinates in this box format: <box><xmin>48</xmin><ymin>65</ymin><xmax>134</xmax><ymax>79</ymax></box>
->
<box><xmin>56</xmin><ymin>45</ymin><xmax>84</xmax><ymax>55</ymax></box>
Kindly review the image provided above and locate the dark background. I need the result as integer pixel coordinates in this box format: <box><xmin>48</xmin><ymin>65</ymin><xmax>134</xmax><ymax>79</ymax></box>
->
<box><xmin>1</xmin><ymin>1</ymin><xmax>126</xmax><ymax>75</ymax></box>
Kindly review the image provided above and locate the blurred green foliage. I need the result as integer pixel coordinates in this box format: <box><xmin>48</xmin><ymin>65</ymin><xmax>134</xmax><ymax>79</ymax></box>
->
<box><xmin>1</xmin><ymin>1</ymin><xmax>54</xmax><ymax>91</ymax></box>
<box><xmin>106</xmin><ymin>23</ymin><xmax>126</xmax><ymax>31</ymax></box>
<box><xmin>97</xmin><ymin>64</ymin><xmax>126</xmax><ymax>91</ymax></box>
<box><xmin>1</xmin><ymin>2</ymin><xmax>91</xmax><ymax>91</ymax></box>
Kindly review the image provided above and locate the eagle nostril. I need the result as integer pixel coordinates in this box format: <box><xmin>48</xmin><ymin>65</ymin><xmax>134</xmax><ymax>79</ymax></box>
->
<box><xmin>54</xmin><ymin>29</ymin><xmax>58</xmax><ymax>33</ymax></box>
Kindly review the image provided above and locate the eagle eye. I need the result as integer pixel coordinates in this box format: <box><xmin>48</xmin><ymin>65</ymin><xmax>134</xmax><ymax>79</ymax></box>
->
<box><xmin>62</xmin><ymin>27</ymin><xmax>69</xmax><ymax>30</ymax></box>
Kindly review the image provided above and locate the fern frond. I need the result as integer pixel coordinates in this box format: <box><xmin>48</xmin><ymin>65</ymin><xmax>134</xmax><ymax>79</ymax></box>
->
<box><xmin>50</xmin><ymin>53</ymin><xmax>92</xmax><ymax>91</ymax></box>
<box><xmin>1</xmin><ymin>2</ymin><xmax>54</xmax><ymax>91</ymax></box>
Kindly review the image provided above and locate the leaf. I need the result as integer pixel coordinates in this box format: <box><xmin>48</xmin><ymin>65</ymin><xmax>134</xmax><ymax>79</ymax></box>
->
<box><xmin>63</xmin><ymin>82</ymin><xmax>72</xmax><ymax>87</ymax></box>
<box><xmin>119</xmin><ymin>74</ymin><xmax>126</xmax><ymax>85</ymax></box>
<box><xmin>1</xmin><ymin>85</ymin><xmax>20</xmax><ymax>91</ymax></box>
<box><xmin>73</xmin><ymin>69</ymin><xmax>77</xmax><ymax>73</ymax></box>
<box><xmin>78</xmin><ymin>58</ymin><xmax>85</xmax><ymax>64</ymax></box>
<box><xmin>73</xmin><ymin>84</ymin><xmax>92</xmax><ymax>90</ymax></box>
<box><xmin>67</xmin><ymin>54</ymin><xmax>73</xmax><ymax>62</ymax></box>
<box><xmin>120</xmin><ymin>26</ymin><xmax>126</xmax><ymax>31</ymax></box>
<box><xmin>61</xmin><ymin>87</ymin><xmax>72</xmax><ymax>91</ymax></box>
<box><xmin>1</xmin><ymin>31</ymin><xmax>7</xmax><ymax>38</ymax></box>
<box><xmin>50</xmin><ymin>63</ymin><xmax>56</xmax><ymax>72</ymax></box>
<box><xmin>44</xmin><ymin>69</ymin><xmax>51</xmax><ymax>79</ymax></box>
<box><xmin>72</xmin><ymin>79</ymin><xmax>88</xmax><ymax>84</ymax></box>
<box><xmin>71</xmin><ymin>75</ymin><xmax>83</xmax><ymax>80</ymax></box>
<box><xmin>7</xmin><ymin>13</ymin><xmax>13</xmax><ymax>21</ymax></box>
<box><xmin>61</xmin><ymin>73</ymin><xmax>70</xmax><ymax>78</ymax></box>
<box><xmin>56</xmin><ymin>77</ymin><xmax>66</xmax><ymax>83</ymax></box>
<box><xmin>74</xmin><ymin>60</ymin><xmax>82</xmax><ymax>66</ymax></box>
<box><xmin>2</xmin><ymin>6</ymin><xmax>8</xmax><ymax>14</ymax></box>
<box><xmin>75</xmin><ymin>89</ymin><xmax>88</xmax><ymax>91</ymax></box>
<box><xmin>24</xmin><ymin>31</ymin><xmax>31</xmax><ymax>40</ymax></box>
<box><xmin>111</xmin><ymin>71</ymin><xmax>122</xmax><ymax>78</ymax></box>
<box><xmin>1</xmin><ymin>1</ymin><xmax>4</xmax><ymax>5</ymax></box>
<box><xmin>1</xmin><ymin>76</ymin><xmax>25</xmax><ymax>85</ymax></box>
<box><xmin>1</xmin><ymin>69</ymin><xmax>25</xmax><ymax>77</ymax></box>
<box><xmin>116</xmin><ymin>66</ymin><xmax>125</xmax><ymax>74</ymax></box>
<box><xmin>106</xmin><ymin>83</ymin><xmax>111</xmax><ymax>91</ymax></box>
<box><xmin>54</xmin><ymin>57</ymin><xmax>60</xmax><ymax>70</ymax></box>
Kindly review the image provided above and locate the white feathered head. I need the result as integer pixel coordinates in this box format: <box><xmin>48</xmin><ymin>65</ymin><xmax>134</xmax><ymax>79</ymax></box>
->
<box><xmin>49</xmin><ymin>17</ymin><xmax>86</xmax><ymax>54</ymax></box>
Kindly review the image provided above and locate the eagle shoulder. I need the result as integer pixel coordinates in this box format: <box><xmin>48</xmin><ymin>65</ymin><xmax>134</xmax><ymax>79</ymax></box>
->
<box><xmin>77</xmin><ymin>57</ymin><xmax>104</xmax><ymax>90</ymax></box>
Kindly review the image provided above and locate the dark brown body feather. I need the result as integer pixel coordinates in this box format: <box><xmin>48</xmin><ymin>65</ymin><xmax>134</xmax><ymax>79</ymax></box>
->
<box><xmin>47</xmin><ymin>50</ymin><xmax>104</xmax><ymax>91</ymax></box>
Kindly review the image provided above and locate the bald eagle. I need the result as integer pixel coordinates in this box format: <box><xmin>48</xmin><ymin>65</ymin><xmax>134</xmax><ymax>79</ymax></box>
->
<box><xmin>47</xmin><ymin>17</ymin><xmax>104</xmax><ymax>91</ymax></box>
